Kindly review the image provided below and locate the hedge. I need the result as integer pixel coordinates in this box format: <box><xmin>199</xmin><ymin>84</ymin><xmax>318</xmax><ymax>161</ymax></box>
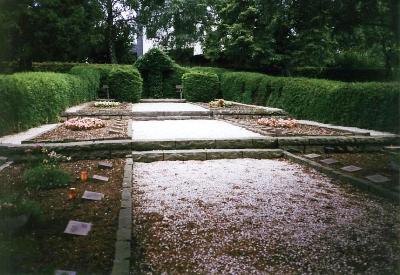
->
<box><xmin>107</xmin><ymin>68</ymin><xmax>143</xmax><ymax>102</ymax></box>
<box><xmin>0</xmin><ymin>71</ymin><xmax>99</xmax><ymax>136</ymax></box>
<box><xmin>69</xmin><ymin>64</ymin><xmax>142</xmax><ymax>102</ymax></box>
<box><xmin>182</xmin><ymin>72</ymin><xmax>219</xmax><ymax>102</ymax></box>
<box><xmin>220</xmin><ymin>72</ymin><xmax>399</xmax><ymax>133</ymax></box>
<box><xmin>32</xmin><ymin>62</ymin><xmax>82</xmax><ymax>73</ymax></box>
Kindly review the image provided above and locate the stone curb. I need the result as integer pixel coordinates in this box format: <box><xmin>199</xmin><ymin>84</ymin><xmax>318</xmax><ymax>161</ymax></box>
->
<box><xmin>139</xmin><ymin>99</ymin><xmax>186</xmax><ymax>103</ymax></box>
<box><xmin>0</xmin><ymin>161</ymin><xmax>13</xmax><ymax>173</ymax></box>
<box><xmin>283</xmin><ymin>151</ymin><xmax>399</xmax><ymax>202</ymax></box>
<box><xmin>0</xmin><ymin>135</ymin><xmax>398</xmax><ymax>162</ymax></box>
<box><xmin>111</xmin><ymin>157</ymin><xmax>133</xmax><ymax>275</ymax></box>
<box><xmin>131</xmin><ymin>149</ymin><xmax>284</xmax><ymax>162</ymax></box>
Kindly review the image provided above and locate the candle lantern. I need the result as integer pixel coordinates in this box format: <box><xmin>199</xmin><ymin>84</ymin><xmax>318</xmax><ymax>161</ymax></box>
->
<box><xmin>80</xmin><ymin>170</ymin><xmax>88</xmax><ymax>182</ymax></box>
<box><xmin>68</xmin><ymin>188</ymin><xmax>77</xmax><ymax>200</ymax></box>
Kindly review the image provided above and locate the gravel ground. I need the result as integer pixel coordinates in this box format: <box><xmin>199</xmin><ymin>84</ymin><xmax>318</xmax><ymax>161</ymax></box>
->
<box><xmin>131</xmin><ymin>120</ymin><xmax>262</xmax><ymax>140</ymax></box>
<box><xmin>223</xmin><ymin>117</ymin><xmax>354</xmax><ymax>136</ymax></box>
<box><xmin>83</xmin><ymin>102</ymin><xmax>132</xmax><ymax>112</ymax></box>
<box><xmin>132</xmin><ymin>159</ymin><xmax>400</xmax><ymax>274</ymax></box>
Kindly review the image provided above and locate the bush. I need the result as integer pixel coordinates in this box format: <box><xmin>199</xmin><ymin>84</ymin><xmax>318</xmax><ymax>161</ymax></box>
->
<box><xmin>32</xmin><ymin>62</ymin><xmax>81</xmax><ymax>73</ymax></box>
<box><xmin>107</xmin><ymin>68</ymin><xmax>143</xmax><ymax>102</ymax></box>
<box><xmin>219</xmin><ymin>70</ymin><xmax>399</xmax><ymax>133</ymax></box>
<box><xmin>23</xmin><ymin>165</ymin><xmax>72</xmax><ymax>190</ymax></box>
<box><xmin>182</xmin><ymin>72</ymin><xmax>219</xmax><ymax>102</ymax></box>
<box><xmin>0</xmin><ymin>196</ymin><xmax>42</xmax><ymax>221</ymax></box>
<box><xmin>135</xmin><ymin>48</ymin><xmax>182</xmax><ymax>98</ymax></box>
<box><xmin>0</xmin><ymin>72</ymin><xmax>98</xmax><ymax>136</ymax></box>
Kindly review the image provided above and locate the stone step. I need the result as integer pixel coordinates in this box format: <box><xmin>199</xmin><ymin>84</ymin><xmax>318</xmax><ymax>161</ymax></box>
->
<box><xmin>131</xmin><ymin>149</ymin><xmax>284</xmax><ymax>162</ymax></box>
<box><xmin>140</xmin><ymin>98</ymin><xmax>186</xmax><ymax>103</ymax></box>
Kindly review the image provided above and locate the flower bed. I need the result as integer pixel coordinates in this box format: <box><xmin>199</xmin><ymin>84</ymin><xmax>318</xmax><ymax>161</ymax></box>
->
<box><xmin>26</xmin><ymin>119</ymin><xmax>129</xmax><ymax>143</ymax></box>
<box><xmin>94</xmin><ymin>101</ymin><xmax>121</xmax><ymax>108</ymax></box>
<box><xmin>0</xmin><ymin>158</ymin><xmax>124</xmax><ymax>273</ymax></box>
<box><xmin>257</xmin><ymin>117</ymin><xmax>298</xmax><ymax>128</ymax></box>
<box><xmin>64</xmin><ymin>117</ymin><xmax>106</xmax><ymax>131</ymax></box>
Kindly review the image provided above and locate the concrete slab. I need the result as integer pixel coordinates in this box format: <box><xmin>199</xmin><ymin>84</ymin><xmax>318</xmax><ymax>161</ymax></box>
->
<box><xmin>131</xmin><ymin>120</ymin><xmax>262</xmax><ymax>141</ymax></box>
<box><xmin>131</xmin><ymin>103</ymin><xmax>208</xmax><ymax>113</ymax></box>
<box><xmin>0</xmin><ymin>123</ymin><xmax>59</xmax><ymax>145</ymax></box>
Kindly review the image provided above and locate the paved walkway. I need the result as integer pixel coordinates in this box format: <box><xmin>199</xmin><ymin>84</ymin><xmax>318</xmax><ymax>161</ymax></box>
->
<box><xmin>131</xmin><ymin>103</ymin><xmax>208</xmax><ymax>113</ymax></box>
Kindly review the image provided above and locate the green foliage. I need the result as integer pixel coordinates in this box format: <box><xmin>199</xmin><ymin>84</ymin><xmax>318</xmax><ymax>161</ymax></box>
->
<box><xmin>0</xmin><ymin>71</ymin><xmax>98</xmax><ymax>136</ymax></box>
<box><xmin>220</xmin><ymin>70</ymin><xmax>399</xmax><ymax>133</ymax></box>
<box><xmin>135</xmin><ymin>49</ymin><xmax>186</xmax><ymax>98</ymax></box>
<box><xmin>107</xmin><ymin>68</ymin><xmax>143</xmax><ymax>102</ymax></box>
<box><xmin>32</xmin><ymin>62</ymin><xmax>81</xmax><ymax>73</ymax></box>
<box><xmin>182</xmin><ymin>72</ymin><xmax>219</xmax><ymax>102</ymax></box>
<box><xmin>0</xmin><ymin>196</ymin><xmax>42</xmax><ymax>222</ymax></box>
<box><xmin>23</xmin><ymin>165</ymin><xmax>71</xmax><ymax>191</ymax></box>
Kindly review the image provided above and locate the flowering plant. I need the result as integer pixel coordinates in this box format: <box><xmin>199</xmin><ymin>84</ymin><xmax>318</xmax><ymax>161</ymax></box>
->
<box><xmin>257</xmin><ymin>117</ymin><xmax>298</xmax><ymax>128</ymax></box>
<box><xmin>209</xmin><ymin>99</ymin><xmax>233</xmax><ymax>108</ymax></box>
<box><xmin>94</xmin><ymin>101</ymin><xmax>120</xmax><ymax>108</ymax></box>
<box><xmin>64</xmin><ymin>117</ymin><xmax>105</xmax><ymax>130</ymax></box>
<box><xmin>40</xmin><ymin>147</ymin><xmax>71</xmax><ymax>167</ymax></box>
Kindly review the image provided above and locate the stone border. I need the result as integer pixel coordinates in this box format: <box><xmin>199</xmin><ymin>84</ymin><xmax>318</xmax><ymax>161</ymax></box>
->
<box><xmin>0</xmin><ymin>160</ymin><xmax>13</xmax><ymax>173</ymax></box>
<box><xmin>111</xmin><ymin>157</ymin><xmax>133</xmax><ymax>275</ymax></box>
<box><xmin>131</xmin><ymin>149</ymin><xmax>284</xmax><ymax>162</ymax></box>
<box><xmin>0</xmin><ymin>135</ymin><xmax>398</xmax><ymax>161</ymax></box>
<box><xmin>283</xmin><ymin>151</ymin><xmax>399</xmax><ymax>202</ymax></box>
<box><xmin>139</xmin><ymin>99</ymin><xmax>186</xmax><ymax>103</ymax></box>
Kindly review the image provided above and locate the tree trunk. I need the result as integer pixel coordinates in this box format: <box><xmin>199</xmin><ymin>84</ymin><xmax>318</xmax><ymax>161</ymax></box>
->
<box><xmin>106</xmin><ymin>0</ymin><xmax>117</xmax><ymax>64</ymax></box>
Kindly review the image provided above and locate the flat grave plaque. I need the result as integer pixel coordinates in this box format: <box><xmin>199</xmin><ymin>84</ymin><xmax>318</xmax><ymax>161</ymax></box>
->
<box><xmin>365</xmin><ymin>174</ymin><xmax>390</xmax><ymax>183</ymax></box>
<box><xmin>341</xmin><ymin>165</ymin><xmax>362</xmax><ymax>172</ymax></box>
<box><xmin>108</xmin><ymin>129</ymin><xmax>121</xmax><ymax>134</ymax></box>
<box><xmin>320</xmin><ymin>158</ymin><xmax>339</xmax><ymax>165</ymax></box>
<box><xmin>54</xmin><ymin>270</ymin><xmax>77</xmax><ymax>275</ymax></box>
<box><xmin>304</xmin><ymin>153</ymin><xmax>321</xmax><ymax>159</ymax></box>
<box><xmin>92</xmin><ymin>175</ymin><xmax>109</xmax><ymax>182</ymax></box>
<box><xmin>98</xmin><ymin>162</ymin><xmax>113</xmax><ymax>169</ymax></box>
<box><xmin>64</xmin><ymin>220</ymin><xmax>92</xmax><ymax>236</ymax></box>
<box><xmin>82</xmin><ymin>191</ymin><xmax>104</xmax><ymax>201</ymax></box>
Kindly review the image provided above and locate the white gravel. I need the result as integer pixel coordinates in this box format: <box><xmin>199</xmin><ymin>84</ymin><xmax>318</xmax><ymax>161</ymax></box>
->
<box><xmin>132</xmin><ymin>103</ymin><xmax>208</xmax><ymax>112</ymax></box>
<box><xmin>132</xmin><ymin>159</ymin><xmax>400</xmax><ymax>274</ymax></box>
<box><xmin>131</xmin><ymin>120</ymin><xmax>262</xmax><ymax>140</ymax></box>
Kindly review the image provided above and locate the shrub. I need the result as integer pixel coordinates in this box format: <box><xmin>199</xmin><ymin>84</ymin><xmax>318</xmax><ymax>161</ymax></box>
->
<box><xmin>135</xmin><ymin>48</ymin><xmax>180</xmax><ymax>98</ymax></box>
<box><xmin>182</xmin><ymin>72</ymin><xmax>219</xmax><ymax>102</ymax></box>
<box><xmin>23</xmin><ymin>165</ymin><xmax>72</xmax><ymax>190</ymax></box>
<box><xmin>107</xmin><ymin>68</ymin><xmax>143</xmax><ymax>102</ymax></box>
<box><xmin>0</xmin><ymin>196</ymin><xmax>42</xmax><ymax>221</ymax></box>
<box><xmin>219</xmin><ymin>70</ymin><xmax>399</xmax><ymax>133</ymax></box>
<box><xmin>0</xmin><ymin>72</ymin><xmax>98</xmax><ymax>136</ymax></box>
<box><xmin>32</xmin><ymin>62</ymin><xmax>81</xmax><ymax>73</ymax></box>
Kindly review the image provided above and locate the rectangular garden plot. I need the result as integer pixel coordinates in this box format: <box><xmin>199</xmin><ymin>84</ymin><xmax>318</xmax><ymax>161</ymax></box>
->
<box><xmin>24</xmin><ymin>118</ymin><xmax>129</xmax><ymax>143</ymax></box>
<box><xmin>132</xmin><ymin>159</ymin><xmax>399</xmax><ymax>274</ymax></box>
<box><xmin>82</xmin><ymin>102</ymin><xmax>132</xmax><ymax>112</ymax></box>
<box><xmin>195</xmin><ymin>101</ymin><xmax>285</xmax><ymax>116</ymax></box>
<box><xmin>0</xmin><ymin>158</ymin><xmax>125</xmax><ymax>274</ymax></box>
<box><xmin>222</xmin><ymin>117</ymin><xmax>361</xmax><ymax>136</ymax></box>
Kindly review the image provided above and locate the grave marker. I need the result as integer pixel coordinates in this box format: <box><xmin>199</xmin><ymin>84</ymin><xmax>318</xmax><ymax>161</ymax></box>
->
<box><xmin>54</xmin><ymin>270</ymin><xmax>77</xmax><ymax>275</ymax></box>
<box><xmin>82</xmin><ymin>191</ymin><xmax>104</xmax><ymax>201</ymax></box>
<box><xmin>92</xmin><ymin>175</ymin><xmax>109</xmax><ymax>182</ymax></box>
<box><xmin>304</xmin><ymin>153</ymin><xmax>321</xmax><ymax>159</ymax></box>
<box><xmin>64</xmin><ymin>220</ymin><xmax>92</xmax><ymax>236</ymax></box>
<box><xmin>365</xmin><ymin>174</ymin><xmax>390</xmax><ymax>183</ymax></box>
<box><xmin>341</xmin><ymin>165</ymin><xmax>362</xmax><ymax>172</ymax></box>
<box><xmin>98</xmin><ymin>162</ymin><xmax>113</xmax><ymax>169</ymax></box>
<box><xmin>320</xmin><ymin>158</ymin><xmax>339</xmax><ymax>164</ymax></box>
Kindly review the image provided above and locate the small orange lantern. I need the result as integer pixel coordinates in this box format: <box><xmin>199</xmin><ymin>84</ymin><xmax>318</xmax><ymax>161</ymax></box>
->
<box><xmin>80</xmin><ymin>170</ymin><xmax>88</xmax><ymax>182</ymax></box>
<box><xmin>68</xmin><ymin>188</ymin><xmax>77</xmax><ymax>200</ymax></box>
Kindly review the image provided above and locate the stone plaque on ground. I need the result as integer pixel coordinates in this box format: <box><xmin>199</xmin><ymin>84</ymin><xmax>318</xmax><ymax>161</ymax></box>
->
<box><xmin>82</xmin><ymin>191</ymin><xmax>104</xmax><ymax>201</ymax></box>
<box><xmin>320</xmin><ymin>158</ymin><xmax>339</xmax><ymax>164</ymax></box>
<box><xmin>64</xmin><ymin>220</ymin><xmax>92</xmax><ymax>236</ymax></box>
<box><xmin>341</xmin><ymin>165</ymin><xmax>362</xmax><ymax>172</ymax></box>
<box><xmin>54</xmin><ymin>270</ymin><xmax>77</xmax><ymax>275</ymax></box>
<box><xmin>109</xmin><ymin>129</ymin><xmax>121</xmax><ymax>134</ymax></box>
<box><xmin>98</xmin><ymin>162</ymin><xmax>113</xmax><ymax>169</ymax></box>
<box><xmin>365</xmin><ymin>174</ymin><xmax>390</xmax><ymax>183</ymax></box>
<box><xmin>304</xmin><ymin>153</ymin><xmax>321</xmax><ymax>159</ymax></box>
<box><xmin>92</xmin><ymin>175</ymin><xmax>109</xmax><ymax>182</ymax></box>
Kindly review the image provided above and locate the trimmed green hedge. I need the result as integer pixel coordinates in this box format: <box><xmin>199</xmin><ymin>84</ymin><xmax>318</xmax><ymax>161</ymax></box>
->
<box><xmin>0</xmin><ymin>71</ymin><xmax>99</xmax><ymax>136</ymax></box>
<box><xmin>32</xmin><ymin>62</ymin><xmax>81</xmax><ymax>73</ymax></box>
<box><xmin>182</xmin><ymin>72</ymin><xmax>219</xmax><ymax>102</ymax></box>
<box><xmin>220</xmin><ymin>72</ymin><xmax>399</xmax><ymax>133</ymax></box>
<box><xmin>69</xmin><ymin>64</ymin><xmax>142</xmax><ymax>102</ymax></box>
<box><xmin>107</xmin><ymin>68</ymin><xmax>143</xmax><ymax>102</ymax></box>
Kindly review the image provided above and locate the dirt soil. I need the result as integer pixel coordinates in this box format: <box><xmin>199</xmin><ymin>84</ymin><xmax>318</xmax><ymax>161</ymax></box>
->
<box><xmin>223</xmin><ymin>117</ymin><xmax>355</xmax><ymax>136</ymax></box>
<box><xmin>311</xmin><ymin>152</ymin><xmax>400</xmax><ymax>191</ymax></box>
<box><xmin>131</xmin><ymin>158</ymin><xmax>400</xmax><ymax>274</ymax></box>
<box><xmin>28</xmin><ymin>119</ymin><xmax>129</xmax><ymax>143</ymax></box>
<box><xmin>0</xmin><ymin>158</ymin><xmax>124</xmax><ymax>274</ymax></box>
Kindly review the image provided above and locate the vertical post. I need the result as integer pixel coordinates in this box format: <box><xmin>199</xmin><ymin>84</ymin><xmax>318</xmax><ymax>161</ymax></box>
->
<box><xmin>136</xmin><ymin>8</ymin><xmax>144</xmax><ymax>58</ymax></box>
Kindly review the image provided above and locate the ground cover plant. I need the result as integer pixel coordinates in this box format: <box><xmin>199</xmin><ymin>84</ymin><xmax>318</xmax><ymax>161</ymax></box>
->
<box><xmin>64</xmin><ymin>117</ymin><xmax>106</xmax><ymax>131</ymax></box>
<box><xmin>0</xmin><ymin>158</ymin><xmax>124</xmax><ymax>274</ymax></box>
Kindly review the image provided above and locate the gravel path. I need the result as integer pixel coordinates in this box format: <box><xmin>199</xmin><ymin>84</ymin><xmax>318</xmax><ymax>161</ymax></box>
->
<box><xmin>132</xmin><ymin>159</ymin><xmax>400</xmax><ymax>274</ymax></box>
